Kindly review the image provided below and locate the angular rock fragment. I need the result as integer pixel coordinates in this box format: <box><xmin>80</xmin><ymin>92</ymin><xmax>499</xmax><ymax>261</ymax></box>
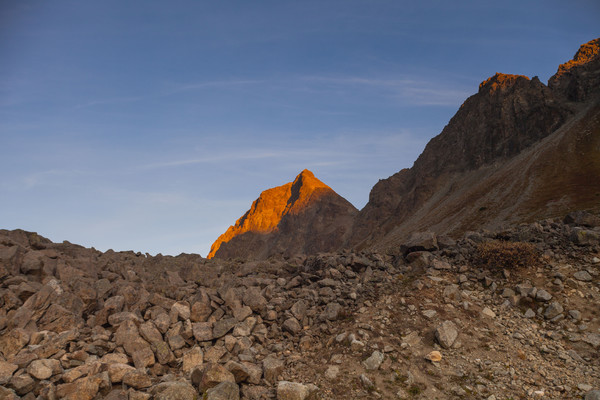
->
<box><xmin>435</xmin><ymin>320</ymin><xmax>458</xmax><ymax>349</ymax></box>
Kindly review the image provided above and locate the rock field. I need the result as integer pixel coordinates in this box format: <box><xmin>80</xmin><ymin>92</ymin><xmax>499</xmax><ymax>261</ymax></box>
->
<box><xmin>1</xmin><ymin>211</ymin><xmax>599</xmax><ymax>399</ymax></box>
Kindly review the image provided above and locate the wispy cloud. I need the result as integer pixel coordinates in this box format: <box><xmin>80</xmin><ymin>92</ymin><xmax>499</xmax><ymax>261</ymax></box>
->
<box><xmin>300</xmin><ymin>75</ymin><xmax>471</xmax><ymax>106</ymax></box>
<box><xmin>166</xmin><ymin>79</ymin><xmax>263</xmax><ymax>94</ymax></box>
<box><xmin>72</xmin><ymin>79</ymin><xmax>263</xmax><ymax>109</ymax></box>
<box><xmin>73</xmin><ymin>95</ymin><xmax>148</xmax><ymax>109</ymax></box>
<box><xmin>22</xmin><ymin>169</ymin><xmax>87</xmax><ymax>189</ymax></box>
<box><xmin>141</xmin><ymin>151</ymin><xmax>283</xmax><ymax>169</ymax></box>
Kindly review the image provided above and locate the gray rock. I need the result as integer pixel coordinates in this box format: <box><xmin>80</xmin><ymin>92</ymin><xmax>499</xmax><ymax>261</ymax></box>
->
<box><xmin>242</xmin><ymin>287</ymin><xmax>267</xmax><ymax>312</ymax></box>
<box><xmin>233</xmin><ymin>316</ymin><xmax>256</xmax><ymax>337</ymax></box>
<box><xmin>574</xmin><ymin>271</ymin><xmax>593</xmax><ymax>282</ymax></box>
<box><xmin>290</xmin><ymin>300</ymin><xmax>307</xmax><ymax>321</ymax></box>
<box><xmin>213</xmin><ymin>318</ymin><xmax>237</xmax><ymax>339</ymax></box>
<box><xmin>583</xmin><ymin>333</ymin><xmax>600</xmax><ymax>348</ymax></box>
<box><xmin>325</xmin><ymin>366</ymin><xmax>339</xmax><ymax>379</ymax></box>
<box><xmin>193</xmin><ymin>322</ymin><xmax>214</xmax><ymax>342</ymax></box>
<box><xmin>196</xmin><ymin>363</ymin><xmax>236</xmax><ymax>393</ymax></box>
<box><xmin>435</xmin><ymin>320</ymin><xmax>458</xmax><ymax>349</ymax></box>
<box><xmin>350</xmin><ymin>339</ymin><xmax>365</xmax><ymax>351</ymax></box>
<box><xmin>0</xmin><ymin>386</ymin><xmax>18</xmax><ymax>400</ymax></box>
<box><xmin>564</xmin><ymin>210</ymin><xmax>600</xmax><ymax>227</ymax></box>
<box><xmin>232</xmin><ymin>306</ymin><xmax>252</xmax><ymax>322</ymax></box>
<box><xmin>152</xmin><ymin>381</ymin><xmax>197</xmax><ymax>400</ymax></box>
<box><xmin>585</xmin><ymin>390</ymin><xmax>600</xmax><ymax>400</ymax></box>
<box><xmin>481</xmin><ymin>307</ymin><xmax>496</xmax><ymax>318</ymax></box>
<box><xmin>535</xmin><ymin>289</ymin><xmax>552</xmax><ymax>302</ymax></box>
<box><xmin>524</xmin><ymin>309</ymin><xmax>536</xmax><ymax>318</ymax></box>
<box><xmin>262</xmin><ymin>356</ymin><xmax>284</xmax><ymax>384</ymax></box>
<box><xmin>362</xmin><ymin>350</ymin><xmax>384</xmax><ymax>370</ymax></box>
<box><xmin>277</xmin><ymin>381</ymin><xmax>310</xmax><ymax>400</ymax></box>
<box><xmin>570</xmin><ymin>228</ymin><xmax>600</xmax><ymax>245</ymax></box>
<box><xmin>224</xmin><ymin>361</ymin><xmax>250</xmax><ymax>383</ymax></box>
<box><xmin>0</xmin><ymin>361</ymin><xmax>18</xmax><ymax>385</ymax></box>
<box><xmin>544</xmin><ymin>302</ymin><xmax>564</xmax><ymax>319</ymax></box>
<box><xmin>27</xmin><ymin>359</ymin><xmax>62</xmax><ymax>380</ymax></box>
<box><xmin>432</xmin><ymin>259</ymin><xmax>451</xmax><ymax>270</ymax></box>
<box><xmin>569</xmin><ymin>310</ymin><xmax>582</xmax><ymax>321</ymax></box>
<box><xmin>171</xmin><ymin>302</ymin><xmax>191</xmax><ymax>321</ymax></box>
<box><xmin>9</xmin><ymin>372</ymin><xmax>35</xmax><ymax>396</ymax></box>
<box><xmin>360</xmin><ymin>374</ymin><xmax>374</xmax><ymax>390</ymax></box>
<box><xmin>401</xmin><ymin>231</ymin><xmax>438</xmax><ymax>254</ymax></box>
<box><xmin>191</xmin><ymin>299</ymin><xmax>213</xmax><ymax>323</ymax></box>
<box><xmin>182</xmin><ymin>346</ymin><xmax>204</xmax><ymax>374</ymax></box>
<box><xmin>205</xmin><ymin>381</ymin><xmax>239</xmax><ymax>400</ymax></box>
<box><xmin>515</xmin><ymin>283</ymin><xmax>534</xmax><ymax>297</ymax></box>
<box><xmin>123</xmin><ymin>369</ymin><xmax>152</xmax><ymax>389</ymax></box>
<box><xmin>442</xmin><ymin>284</ymin><xmax>461</xmax><ymax>301</ymax></box>
<box><xmin>322</xmin><ymin>302</ymin><xmax>342</xmax><ymax>320</ymax></box>
<box><xmin>282</xmin><ymin>318</ymin><xmax>302</xmax><ymax>335</ymax></box>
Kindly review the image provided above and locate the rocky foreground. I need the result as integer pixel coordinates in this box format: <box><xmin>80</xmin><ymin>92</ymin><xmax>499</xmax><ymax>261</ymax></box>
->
<box><xmin>1</xmin><ymin>212</ymin><xmax>600</xmax><ymax>399</ymax></box>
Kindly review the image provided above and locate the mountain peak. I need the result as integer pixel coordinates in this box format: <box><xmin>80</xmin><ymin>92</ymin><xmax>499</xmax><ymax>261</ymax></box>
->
<box><xmin>478</xmin><ymin>73</ymin><xmax>530</xmax><ymax>94</ymax></box>
<box><xmin>557</xmin><ymin>38</ymin><xmax>600</xmax><ymax>72</ymax></box>
<box><xmin>292</xmin><ymin>169</ymin><xmax>329</xmax><ymax>190</ymax></box>
<box><xmin>549</xmin><ymin>38</ymin><xmax>600</xmax><ymax>101</ymax></box>
<box><xmin>208</xmin><ymin>170</ymin><xmax>357</xmax><ymax>259</ymax></box>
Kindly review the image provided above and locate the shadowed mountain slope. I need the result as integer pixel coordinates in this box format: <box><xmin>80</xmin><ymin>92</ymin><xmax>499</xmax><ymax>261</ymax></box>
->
<box><xmin>348</xmin><ymin>38</ymin><xmax>600</xmax><ymax>252</ymax></box>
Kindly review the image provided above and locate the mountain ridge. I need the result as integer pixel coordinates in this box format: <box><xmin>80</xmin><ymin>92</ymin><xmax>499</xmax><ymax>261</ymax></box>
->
<box><xmin>347</xmin><ymin>38</ymin><xmax>600</xmax><ymax>252</ymax></box>
<box><xmin>209</xmin><ymin>38</ymin><xmax>600</xmax><ymax>259</ymax></box>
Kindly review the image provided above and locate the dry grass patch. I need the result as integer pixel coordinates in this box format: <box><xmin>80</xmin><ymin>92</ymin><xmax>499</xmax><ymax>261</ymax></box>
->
<box><xmin>474</xmin><ymin>240</ymin><xmax>539</xmax><ymax>270</ymax></box>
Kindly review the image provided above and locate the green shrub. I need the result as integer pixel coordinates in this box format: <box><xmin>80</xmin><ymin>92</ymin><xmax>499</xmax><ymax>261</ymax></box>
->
<box><xmin>474</xmin><ymin>240</ymin><xmax>539</xmax><ymax>270</ymax></box>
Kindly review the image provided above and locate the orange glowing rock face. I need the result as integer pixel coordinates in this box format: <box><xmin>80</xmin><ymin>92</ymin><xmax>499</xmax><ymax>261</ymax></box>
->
<box><xmin>207</xmin><ymin>169</ymin><xmax>351</xmax><ymax>259</ymax></box>
<box><xmin>554</xmin><ymin>38</ymin><xmax>600</xmax><ymax>75</ymax></box>
<box><xmin>478</xmin><ymin>73</ymin><xmax>530</xmax><ymax>94</ymax></box>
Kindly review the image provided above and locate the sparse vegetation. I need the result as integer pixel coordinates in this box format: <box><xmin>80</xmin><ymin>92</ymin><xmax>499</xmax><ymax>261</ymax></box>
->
<box><xmin>408</xmin><ymin>385</ymin><xmax>422</xmax><ymax>395</ymax></box>
<box><xmin>474</xmin><ymin>240</ymin><xmax>539</xmax><ymax>270</ymax></box>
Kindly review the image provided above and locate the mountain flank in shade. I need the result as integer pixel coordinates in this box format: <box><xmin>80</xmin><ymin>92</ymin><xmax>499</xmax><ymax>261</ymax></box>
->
<box><xmin>347</xmin><ymin>38</ymin><xmax>600</xmax><ymax>252</ymax></box>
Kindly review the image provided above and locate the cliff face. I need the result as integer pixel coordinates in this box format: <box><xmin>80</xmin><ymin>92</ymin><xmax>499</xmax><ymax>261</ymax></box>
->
<box><xmin>350</xmin><ymin>38</ymin><xmax>600</xmax><ymax>251</ymax></box>
<box><xmin>208</xmin><ymin>170</ymin><xmax>358</xmax><ymax>260</ymax></box>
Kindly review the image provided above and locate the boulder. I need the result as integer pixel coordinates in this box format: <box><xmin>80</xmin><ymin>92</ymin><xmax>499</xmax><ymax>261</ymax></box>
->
<box><xmin>152</xmin><ymin>381</ymin><xmax>198</xmax><ymax>400</ymax></box>
<box><xmin>0</xmin><ymin>361</ymin><xmax>18</xmax><ymax>385</ymax></box>
<box><xmin>195</xmin><ymin>363</ymin><xmax>236</xmax><ymax>393</ymax></box>
<box><xmin>435</xmin><ymin>320</ymin><xmax>458</xmax><ymax>349</ymax></box>
<box><xmin>205</xmin><ymin>381</ymin><xmax>240</xmax><ymax>400</ymax></box>
<box><xmin>276</xmin><ymin>381</ymin><xmax>310</xmax><ymax>400</ymax></box>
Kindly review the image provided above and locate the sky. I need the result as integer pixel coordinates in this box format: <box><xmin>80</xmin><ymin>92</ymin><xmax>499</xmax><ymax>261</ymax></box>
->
<box><xmin>1</xmin><ymin>1</ymin><xmax>598</xmax><ymax>256</ymax></box>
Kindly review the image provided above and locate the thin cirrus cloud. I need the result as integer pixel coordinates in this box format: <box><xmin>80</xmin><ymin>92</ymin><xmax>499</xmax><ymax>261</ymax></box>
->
<box><xmin>140</xmin><ymin>151</ymin><xmax>285</xmax><ymax>170</ymax></box>
<box><xmin>298</xmin><ymin>75</ymin><xmax>472</xmax><ymax>106</ymax></box>
<box><xmin>69</xmin><ymin>74</ymin><xmax>470</xmax><ymax>112</ymax></box>
<box><xmin>72</xmin><ymin>79</ymin><xmax>264</xmax><ymax>110</ymax></box>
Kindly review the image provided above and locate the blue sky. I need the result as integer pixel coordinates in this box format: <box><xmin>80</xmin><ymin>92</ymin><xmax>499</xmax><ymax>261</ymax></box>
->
<box><xmin>1</xmin><ymin>1</ymin><xmax>598</xmax><ymax>256</ymax></box>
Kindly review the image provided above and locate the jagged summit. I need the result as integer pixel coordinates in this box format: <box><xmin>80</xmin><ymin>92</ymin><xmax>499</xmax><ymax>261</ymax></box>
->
<box><xmin>553</xmin><ymin>38</ymin><xmax>600</xmax><ymax>75</ymax></box>
<box><xmin>208</xmin><ymin>170</ymin><xmax>357</xmax><ymax>260</ymax></box>
<box><xmin>478</xmin><ymin>73</ymin><xmax>530</xmax><ymax>94</ymax></box>
<box><xmin>549</xmin><ymin>38</ymin><xmax>600</xmax><ymax>102</ymax></box>
<box><xmin>284</xmin><ymin>169</ymin><xmax>332</xmax><ymax>215</ymax></box>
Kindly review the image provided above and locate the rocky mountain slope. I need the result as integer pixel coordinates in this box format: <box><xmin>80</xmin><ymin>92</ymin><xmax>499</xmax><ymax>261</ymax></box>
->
<box><xmin>1</xmin><ymin>211</ymin><xmax>599</xmax><ymax>399</ymax></box>
<box><xmin>349</xmin><ymin>38</ymin><xmax>600</xmax><ymax>252</ymax></box>
<box><xmin>208</xmin><ymin>170</ymin><xmax>358</xmax><ymax>260</ymax></box>
<box><xmin>209</xmin><ymin>39</ymin><xmax>600</xmax><ymax>259</ymax></box>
